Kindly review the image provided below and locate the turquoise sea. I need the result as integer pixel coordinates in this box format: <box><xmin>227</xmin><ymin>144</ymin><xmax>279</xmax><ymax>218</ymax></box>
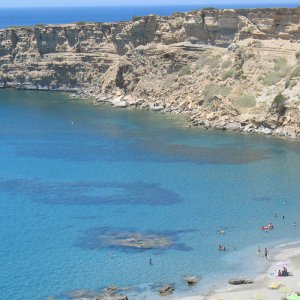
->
<box><xmin>1</xmin><ymin>89</ymin><xmax>300</xmax><ymax>299</ymax></box>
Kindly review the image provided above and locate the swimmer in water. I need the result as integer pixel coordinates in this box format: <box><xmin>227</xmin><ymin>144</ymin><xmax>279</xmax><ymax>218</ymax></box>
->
<box><xmin>218</xmin><ymin>245</ymin><xmax>226</xmax><ymax>251</ymax></box>
<box><xmin>217</xmin><ymin>228</ymin><xmax>225</xmax><ymax>235</ymax></box>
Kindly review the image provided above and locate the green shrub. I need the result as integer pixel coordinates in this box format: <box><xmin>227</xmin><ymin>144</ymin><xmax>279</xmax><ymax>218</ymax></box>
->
<box><xmin>258</xmin><ymin>75</ymin><xmax>264</xmax><ymax>81</ymax></box>
<box><xmin>210</xmin><ymin>57</ymin><xmax>220</xmax><ymax>69</ymax></box>
<box><xmin>291</xmin><ymin>66</ymin><xmax>300</xmax><ymax>78</ymax></box>
<box><xmin>247</xmin><ymin>26</ymin><xmax>256</xmax><ymax>34</ymax></box>
<box><xmin>221</xmin><ymin>69</ymin><xmax>235</xmax><ymax>80</ymax></box>
<box><xmin>272</xmin><ymin>92</ymin><xmax>286</xmax><ymax>107</ymax></box>
<box><xmin>203</xmin><ymin>84</ymin><xmax>231</xmax><ymax>100</ymax></box>
<box><xmin>179</xmin><ymin>65</ymin><xmax>191</xmax><ymax>76</ymax></box>
<box><xmin>262</xmin><ymin>72</ymin><xmax>285</xmax><ymax>86</ymax></box>
<box><xmin>290</xmin><ymin>80</ymin><xmax>297</xmax><ymax>88</ymax></box>
<box><xmin>195</xmin><ymin>55</ymin><xmax>210</xmax><ymax>68</ymax></box>
<box><xmin>273</xmin><ymin>57</ymin><xmax>288</xmax><ymax>72</ymax></box>
<box><xmin>234</xmin><ymin>71</ymin><xmax>241</xmax><ymax>79</ymax></box>
<box><xmin>75</xmin><ymin>22</ymin><xmax>88</xmax><ymax>25</ymax></box>
<box><xmin>176</xmin><ymin>19</ymin><xmax>184</xmax><ymax>27</ymax></box>
<box><xmin>222</xmin><ymin>60</ymin><xmax>232</xmax><ymax>68</ymax></box>
<box><xmin>195</xmin><ymin>55</ymin><xmax>220</xmax><ymax>69</ymax></box>
<box><xmin>235</xmin><ymin>95</ymin><xmax>256</xmax><ymax>108</ymax></box>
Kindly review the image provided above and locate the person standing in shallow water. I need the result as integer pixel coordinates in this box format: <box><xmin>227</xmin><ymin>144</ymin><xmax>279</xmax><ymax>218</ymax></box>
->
<box><xmin>264</xmin><ymin>248</ymin><xmax>269</xmax><ymax>260</ymax></box>
<box><xmin>258</xmin><ymin>246</ymin><xmax>261</xmax><ymax>254</ymax></box>
<box><xmin>149</xmin><ymin>258</ymin><xmax>153</xmax><ymax>265</ymax></box>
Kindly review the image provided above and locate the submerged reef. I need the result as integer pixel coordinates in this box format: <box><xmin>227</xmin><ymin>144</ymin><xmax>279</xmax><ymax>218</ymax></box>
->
<box><xmin>76</xmin><ymin>227</ymin><xmax>193</xmax><ymax>252</ymax></box>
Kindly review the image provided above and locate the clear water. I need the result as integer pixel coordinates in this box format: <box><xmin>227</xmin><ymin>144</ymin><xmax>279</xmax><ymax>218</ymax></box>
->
<box><xmin>1</xmin><ymin>89</ymin><xmax>300</xmax><ymax>300</ymax></box>
<box><xmin>0</xmin><ymin>3</ymin><xmax>299</xmax><ymax>29</ymax></box>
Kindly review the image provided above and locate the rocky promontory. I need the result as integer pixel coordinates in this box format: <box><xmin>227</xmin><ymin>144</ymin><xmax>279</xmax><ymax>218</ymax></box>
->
<box><xmin>0</xmin><ymin>7</ymin><xmax>300</xmax><ymax>137</ymax></box>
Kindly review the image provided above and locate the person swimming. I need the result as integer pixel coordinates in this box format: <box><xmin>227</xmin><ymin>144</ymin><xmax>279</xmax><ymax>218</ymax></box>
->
<box><xmin>218</xmin><ymin>245</ymin><xmax>226</xmax><ymax>251</ymax></box>
<box><xmin>264</xmin><ymin>248</ymin><xmax>269</xmax><ymax>260</ymax></box>
<box><xmin>217</xmin><ymin>228</ymin><xmax>225</xmax><ymax>235</ymax></box>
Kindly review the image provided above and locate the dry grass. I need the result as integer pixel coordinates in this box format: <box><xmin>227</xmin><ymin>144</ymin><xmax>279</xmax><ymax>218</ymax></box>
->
<box><xmin>203</xmin><ymin>84</ymin><xmax>232</xmax><ymax>100</ymax></box>
<box><xmin>234</xmin><ymin>94</ymin><xmax>256</xmax><ymax>108</ymax></box>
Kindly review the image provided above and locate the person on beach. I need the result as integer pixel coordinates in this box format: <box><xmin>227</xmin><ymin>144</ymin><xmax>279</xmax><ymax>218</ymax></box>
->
<box><xmin>282</xmin><ymin>266</ymin><xmax>288</xmax><ymax>276</ymax></box>
<box><xmin>264</xmin><ymin>248</ymin><xmax>269</xmax><ymax>260</ymax></box>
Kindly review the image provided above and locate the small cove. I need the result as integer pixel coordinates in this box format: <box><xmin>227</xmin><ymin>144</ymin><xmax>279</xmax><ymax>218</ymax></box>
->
<box><xmin>0</xmin><ymin>89</ymin><xmax>300</xmax><ymax>299</ymax></box>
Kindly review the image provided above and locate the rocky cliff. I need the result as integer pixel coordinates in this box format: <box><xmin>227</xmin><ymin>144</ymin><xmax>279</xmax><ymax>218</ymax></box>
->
<box><xmin>0</xmin><ymin>7</ymin><xmax>300</xmax><ymax>137</ymax></box>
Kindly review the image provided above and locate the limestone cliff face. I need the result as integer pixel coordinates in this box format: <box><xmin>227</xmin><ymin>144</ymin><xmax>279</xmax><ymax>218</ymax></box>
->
<box><xmin>0</xmin><ymin>8</ymin><xmax>300</xmax><ymax>137</ymax></box>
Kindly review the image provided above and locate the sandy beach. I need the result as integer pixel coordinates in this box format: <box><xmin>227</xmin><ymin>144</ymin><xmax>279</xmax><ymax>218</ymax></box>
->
<box><xmin>178</xmin><ymin>242</ymin><xmax>300</xmax><ymax>300</ymax></box>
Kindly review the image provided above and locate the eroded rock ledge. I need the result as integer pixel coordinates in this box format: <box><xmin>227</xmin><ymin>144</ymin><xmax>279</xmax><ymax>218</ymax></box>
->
<box><xmin>0</xmin><ymin>7</ymin><xmax>300</xmax><ymax>137</ymax></box>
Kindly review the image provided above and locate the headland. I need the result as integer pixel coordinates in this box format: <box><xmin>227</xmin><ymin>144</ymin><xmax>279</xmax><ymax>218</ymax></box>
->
<box><xmin>0</xmin><ymin>7</ymin><xmax>300</xmax><ymax>138</ymax></box>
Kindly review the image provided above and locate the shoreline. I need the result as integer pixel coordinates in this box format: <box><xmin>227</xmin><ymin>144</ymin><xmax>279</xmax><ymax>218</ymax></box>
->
<box><xmin>176</xmin><ymin>241</ymin><xmax>300</xmax><ymax>300</ymax></box>
<box><xmin>74</xmin><ymin>91</ymin><xmax>300</xmax><ymax>141</ymax></box>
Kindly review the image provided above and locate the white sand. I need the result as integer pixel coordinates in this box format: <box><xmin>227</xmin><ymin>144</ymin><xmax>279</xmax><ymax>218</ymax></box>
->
<box><xmin>178</xmin><ymin>243</ymin><xmax>300</xmax><ymax>300</ymax></box>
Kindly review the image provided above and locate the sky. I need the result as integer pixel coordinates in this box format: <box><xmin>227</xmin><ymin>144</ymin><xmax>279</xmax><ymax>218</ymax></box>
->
<box><xmin>0</xmin><ymin>0</ymin><xmax>299</xmax><ymax>8</ymax></box>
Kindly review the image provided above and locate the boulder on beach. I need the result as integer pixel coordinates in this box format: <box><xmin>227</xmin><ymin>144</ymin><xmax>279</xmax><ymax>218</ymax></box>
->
<box><xmin>228</xmin><ymin>277</ymin><xmax>254</xmax><ymax>285</ymax></box>
<box><xmin>159</xmin><ymin>284</ymin><xmax>175</xmax><ymax>296</ymax></box>
<box><xmin>110</xmin><ymin>97</ymin><xmax>128</xmax><ymax>107</ymax></box>
<box><xmin>183</xmin><ymin>275</ymin><xmax>201</xmax><ymax>285</ymax></box>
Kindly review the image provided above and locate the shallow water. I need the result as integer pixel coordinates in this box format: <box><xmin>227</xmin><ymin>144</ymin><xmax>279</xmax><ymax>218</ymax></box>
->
<box><xmin>1</xmin><ymin>89</ymin><xmax>300</xmax><ymax>300</ymax></box>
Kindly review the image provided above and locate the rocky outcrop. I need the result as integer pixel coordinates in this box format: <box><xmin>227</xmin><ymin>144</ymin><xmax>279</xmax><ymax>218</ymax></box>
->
<box><xmin>0</xmin><ymin>8</ymin><xmax>300</xmax><ymax>137</ymax></box>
